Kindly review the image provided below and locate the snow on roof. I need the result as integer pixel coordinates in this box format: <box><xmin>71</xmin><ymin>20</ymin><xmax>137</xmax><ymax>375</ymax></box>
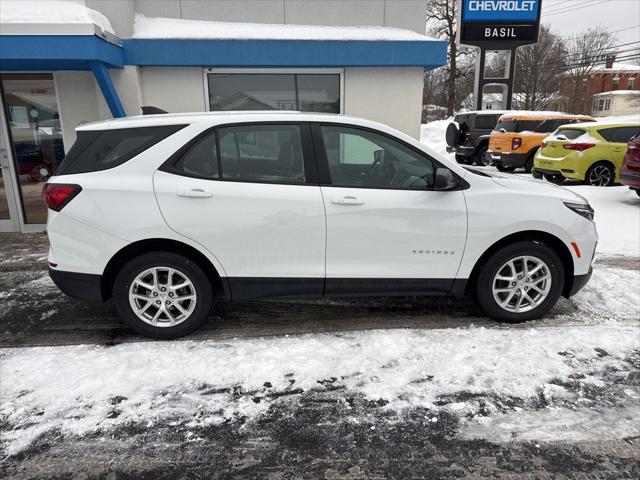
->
<box><xmin>132</xmin><ymin>14</ymin><xmax>436</xmax><ymax>41</ymax></box>
<box><xmin>0</xmin><ymin>0</ymin><xmax>114</xmax><ymax>35</ymax></box>
<box><xmin>592</xmin><ymin>90</ymin><xmax>640</xmax><ymax>97</ymax></box>
<box><xmin>592</xmin><ymin>62</ymin><xmax>640</xmax><ymax>73</ymax></box>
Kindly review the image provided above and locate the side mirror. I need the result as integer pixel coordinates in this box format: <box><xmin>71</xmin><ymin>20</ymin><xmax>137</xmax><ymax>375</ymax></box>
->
<box><xmin>434</xmin><ymin>168</ymin><xmax>459</xmax><ymax>191</ymax></box>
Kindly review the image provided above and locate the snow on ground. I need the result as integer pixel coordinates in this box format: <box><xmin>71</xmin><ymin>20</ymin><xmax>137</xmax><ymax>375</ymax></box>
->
<box><xmin>1</xmin><ymin>267</ymin><xmax>638</xmax><ymax>456</ymax></box>
<box><xmin>565</xmin><ymin>185</ymin><xmax>640</xmax><ymax>256</ymax></box>
<box><xmin>132</xmin><ymin>13</ymin><xmax>437</xmax><ymax>41</ymax></box>
<box><xmin>420</xmin><ymin>120</ymin><xmax>640</xmax><ymax>256</ymax></box>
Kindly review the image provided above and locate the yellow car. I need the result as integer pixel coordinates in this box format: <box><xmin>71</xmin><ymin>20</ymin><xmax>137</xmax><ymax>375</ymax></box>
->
<box><xmin>488</xmin><ymin>113</ymin><xmax>594</xmax><ymax>173</ymax></box>
<box><xmin>533</xmin><ymin>121</ymin><xmax>640</xmax><ymax>185</ymax></box>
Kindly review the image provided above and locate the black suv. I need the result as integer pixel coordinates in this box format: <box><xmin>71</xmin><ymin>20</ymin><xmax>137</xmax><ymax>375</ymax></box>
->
<box><xmin>445</xmin><ymin>111</ymin><xmax>507</xmax><ymax>166</ymax></box>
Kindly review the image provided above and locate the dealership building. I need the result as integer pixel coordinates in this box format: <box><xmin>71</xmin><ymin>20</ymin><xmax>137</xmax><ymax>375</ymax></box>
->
<box><xmin>0</xmin><ymin>0</ymin><xmax>445</xmax><ymax>233</ymax></box>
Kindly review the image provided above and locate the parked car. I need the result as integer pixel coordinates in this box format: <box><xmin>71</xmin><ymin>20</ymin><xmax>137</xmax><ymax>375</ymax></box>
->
<box><xmin>489</xmin><ymin>113</ymin><xmax>594</xmax><ymax>173</ymax></box>
<box><xmin>446</xmin><ymin>110</ymin><xmax>510</xmax><ymax>166</ymax></box>
<box><xmin>44</xmin><ymin>112</ymin><xmax>597</xmax><ymax>339</ymax></box>
<box><xmin>533</xmin><ymin>121</ymin><xmax>640</xmax><ymax>186</ymax></box>
<box><xmin>620</xmin><ymin>133</ymin><xmax>640</xmax><ymax>196</ymax></box>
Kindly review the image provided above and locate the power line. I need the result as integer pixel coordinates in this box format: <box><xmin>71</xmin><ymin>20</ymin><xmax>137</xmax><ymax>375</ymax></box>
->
<box><xmin>544</xmin><ymin>0</ymin><xmax>611</xmax><ymax>17</ymax></box>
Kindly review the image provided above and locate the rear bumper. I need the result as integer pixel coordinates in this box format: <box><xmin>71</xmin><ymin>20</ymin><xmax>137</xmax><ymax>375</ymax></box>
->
<box><xmin>567</xmin><ymin>268</ymin><xmax>593</xmax><ymax>297</ymax></box>
<box><xmin>491</xmin><ymin>152</ymin><xmax>527</xmax><ymax>168</ymax></box>
<box><xmin>49</xmin><ymin>268</ymin><xmax>105</xmax><ymax>302</ymax></box>
<box><xmin>620</xmin><ymin>171</ymin><xmax>640</xmax><ymax>188</ymax></box>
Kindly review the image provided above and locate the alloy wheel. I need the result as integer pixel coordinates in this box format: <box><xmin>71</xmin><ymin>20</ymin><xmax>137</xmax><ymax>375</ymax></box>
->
<box><xmin>588</xmin><ymin>165</ymin><xmax>612</xmax><ymax>186</ymax></box>
<box><xmin>129</xmin><ymin>266</ymin><xmax>197</xmax><ymax>327</ymax></box>
<box><xmin>492</xmin><ymin>256</ymin><xmax>552</xmax><ymax>313</ymax></box>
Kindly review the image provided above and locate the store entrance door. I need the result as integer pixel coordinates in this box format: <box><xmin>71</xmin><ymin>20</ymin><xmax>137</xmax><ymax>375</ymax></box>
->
<box><xmin>0</xmin><ymin>73</ymin><xmax>66</xmax><ymax>232</ymax></box>
<box><xmin>0</xmin><ymin>92</ymin><xmax>20</xmax><ymax>232</ymax></box>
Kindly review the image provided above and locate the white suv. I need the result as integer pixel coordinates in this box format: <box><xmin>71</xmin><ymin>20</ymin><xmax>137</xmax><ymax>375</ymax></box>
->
<box><xmin>44</xmin><ymin>112</ymin><xmax>597</xmax><ymax>339</ymax></box>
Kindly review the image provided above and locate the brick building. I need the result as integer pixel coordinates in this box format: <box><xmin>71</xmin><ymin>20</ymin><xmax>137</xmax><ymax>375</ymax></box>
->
<box><xmin>560</xmin><ymin>58</ymin><xmax>640</xmax><ymax>115</ymax></box>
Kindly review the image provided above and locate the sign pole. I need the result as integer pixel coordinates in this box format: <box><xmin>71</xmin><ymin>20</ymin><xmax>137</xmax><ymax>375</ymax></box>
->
<box><xmin>457</xmin><ymin>0</ymin><xmax>542</xmax><ymax>111</ymax></box>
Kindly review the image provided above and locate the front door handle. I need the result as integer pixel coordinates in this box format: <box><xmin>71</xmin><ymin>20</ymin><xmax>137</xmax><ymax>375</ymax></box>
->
<box><xmin>332</xmin><ymin>195</ymin><xmax>364</xmax><ymax>206</ymax></box>
<box><xmin>176</xmin><ymin>189</ymin><xmax>212</xmax><ymax>198</ymax></box>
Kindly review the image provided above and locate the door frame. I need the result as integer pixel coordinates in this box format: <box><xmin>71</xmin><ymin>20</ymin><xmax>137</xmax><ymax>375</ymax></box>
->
<box><xmin>0</xmin><ymin>88</ymin><xmax>22</xmax><ymax>232</ymax></box>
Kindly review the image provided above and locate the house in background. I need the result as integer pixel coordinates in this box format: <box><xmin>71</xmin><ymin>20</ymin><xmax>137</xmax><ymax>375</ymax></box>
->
<box><xmin>592</xmin><ymin>90</ymin><xmax>640</xmax><ymax>117</ymax></box>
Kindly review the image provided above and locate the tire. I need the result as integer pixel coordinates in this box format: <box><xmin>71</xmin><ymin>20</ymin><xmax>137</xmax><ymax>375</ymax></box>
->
<box><xmin>455</xmin><ymin>153</ymin><xmax>474</xmax><ymax>165</ymax></box>
<box><xmin>445</xmin><ymin>122</ymin><xmax>461</xmax><ymax>148</ymax></box>
<box><xmin>113</xmin><ymin>252</ymin><xmax>214</xmax><ymax>339</ymax></box>
<box><xmin>475</xmin><ymin>241</ymin><xmax>564</xmax><ymax>322</ymax></box>
<box><xmin>496</xmin><ymin>163</ymin><xmax>516</xmax><ymax>172</ymax></box>
<box><xmin>585</xmin><ymin>162</ymin><xmax>615</xmax><ymax>186</ymax></box>
<box><xmin>543</xmin><ymin>173</ymin><xmax>565</xmax><ymax>184</ymax></box>
<box><xmin>524</xmin><ymin>151</ymin><xmax>537</xmax><ymax>174</ymax></box>
<box><xmin>474</xmin><ymin>146</ymin><xmax>490</xmax><ymax>166</ymax></box>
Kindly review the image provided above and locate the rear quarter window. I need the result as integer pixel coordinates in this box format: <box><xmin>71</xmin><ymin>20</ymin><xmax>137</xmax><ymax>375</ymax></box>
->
<box><xmin>55</xmin><ymin>125</ymin><xmax>186</xmax><ymax>175</ymax></box>
<box><xmin>475</xmin><ymin>115</ymin><xmax>498</xmax><ymax>129</ymax></box>
<box><xmin>596</xmin><ymin>127</ymin><xmax>639</xmax><ymax>143</ymax></box>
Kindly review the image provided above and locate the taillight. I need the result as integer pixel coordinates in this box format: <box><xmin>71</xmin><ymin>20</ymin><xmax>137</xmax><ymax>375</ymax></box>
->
<box><xmin>42</xmin><ymin>184</ymin><xmax>82</xmax><ymax>211</ymax></box>
<box><xmin>464</xmin><ymin>132</ymin><xmax>474</xmax><ymax>143</ymax></box>
<box><xmin>512</xmin><ymin>137</ymin><xmax>522</xmax><ymax>150</ymax></box>
<box><xmin>563</xmin><ymin>143</ymin><xmax>596</xmax><ymax>152</ymax></box>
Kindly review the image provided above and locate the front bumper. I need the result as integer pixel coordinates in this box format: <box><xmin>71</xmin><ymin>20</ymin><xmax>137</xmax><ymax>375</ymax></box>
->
<box><xmin>567</xmin><ymin>268</ymin><xmax>593</xmax><ymax>297</ymax></box>
<box><xmin>49</xmin><ymin>268</ymin><xmax>105</xmax><ymax>302</ymax></box>
<box><xmin>490</xmin><ymin>152</ymin><xmax>527</xmax><ymax>168</ymax></box>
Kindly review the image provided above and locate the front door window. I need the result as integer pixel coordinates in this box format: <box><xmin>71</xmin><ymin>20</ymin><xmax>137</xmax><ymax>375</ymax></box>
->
<box><xmin>0</xmin><ymin>73</ymin><xmax>65</xmax><ymax>224</ymax></box>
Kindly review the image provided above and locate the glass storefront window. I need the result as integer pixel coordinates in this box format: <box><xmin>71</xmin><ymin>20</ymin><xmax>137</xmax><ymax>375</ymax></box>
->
<box><xmin>208</xmin><ymin>73</ymin><xmax>340</xmax><ymax>113</ymax></box>
<box><xmin>0</xmin><ymin>73</ymin><xmax>65</xmax><ymax>224</ymax></box>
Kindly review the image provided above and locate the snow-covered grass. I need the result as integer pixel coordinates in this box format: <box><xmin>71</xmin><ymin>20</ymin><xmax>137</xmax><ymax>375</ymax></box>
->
<box><xmin>1</xmin><ymin>267</ymin><xmax>638</xmax><ymax>456</ymax></box>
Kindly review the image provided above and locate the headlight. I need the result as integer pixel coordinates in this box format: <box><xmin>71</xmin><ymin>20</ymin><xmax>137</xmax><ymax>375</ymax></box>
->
<box><xmin>564</xmin><ymin>202</ymin><xmax>594</xmax><ymax>221</ymax></box>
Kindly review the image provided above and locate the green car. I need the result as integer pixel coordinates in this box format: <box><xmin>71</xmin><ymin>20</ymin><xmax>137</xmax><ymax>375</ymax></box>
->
<box><xmin>533</xmin><ymin>121</ymin><xmax>640</xmax><ymax>186</ymax></box>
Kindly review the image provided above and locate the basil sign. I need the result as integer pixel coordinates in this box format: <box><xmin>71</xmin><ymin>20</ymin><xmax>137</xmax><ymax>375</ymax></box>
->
<box><xmin>458</xmin><ymin>0</ymin><xmax>542</xmax><ymax>46</ymax></box>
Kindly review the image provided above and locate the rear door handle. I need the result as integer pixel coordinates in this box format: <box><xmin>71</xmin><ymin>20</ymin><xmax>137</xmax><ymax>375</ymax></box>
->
<box><xmin>176</xmin><ymin>189</ymin><xmax>212</xmax><ymax>198</ymax></box>
<box><xmin>332</xmin><ymin>195</ymin><xmax>364</xmax><ymax>206</ymax></box>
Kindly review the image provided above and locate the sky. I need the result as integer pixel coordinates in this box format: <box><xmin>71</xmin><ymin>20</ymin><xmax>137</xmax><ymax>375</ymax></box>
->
<box><xmin>541</xmin><ymin>0</ymin><xmax>640</xmax><ymax>61</ymax></box>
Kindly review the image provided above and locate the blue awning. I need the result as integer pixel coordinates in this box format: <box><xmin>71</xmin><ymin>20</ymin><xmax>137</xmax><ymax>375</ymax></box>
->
<box><xmin>123</xmin><ymin>39</ymin><xmax>447</xmax><ymax>68</ymax></box>
<box><xmin>0</xmin><ymin>34</ymin><xmax>123</xmax><ymax>71</ymax></box>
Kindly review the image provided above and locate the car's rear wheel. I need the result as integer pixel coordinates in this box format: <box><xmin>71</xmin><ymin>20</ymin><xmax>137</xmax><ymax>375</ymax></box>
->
<box><xmin>113</xmin><ymin>252</ymin><xmax>213</xmax><ymax>339</ymax></box>
<box><xmin>475</xmin><ymin>241</ymin><xmax>564</xmax><ymax>322</ymax></box>
<box><xmin>543</xmin><ymin>173</ymin><xmax>565</xmax><ymax>184</ymax></box>
<box><xmin>524</xmin><ymin>151</ymin><xmax>537</xmax><ymax>173</ymax></box>
<box><xmin>585</xmin><ymin>162</ymin><xmax>615</xmax><ymax>186</ymax></box>
<box><xmin>474</xmin><ymin>146</ymin><xmax>490</xmax><ymax>166</ymax></box>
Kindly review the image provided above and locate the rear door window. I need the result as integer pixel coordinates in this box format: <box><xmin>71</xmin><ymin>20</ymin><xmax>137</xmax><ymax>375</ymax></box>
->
<box><xmin>56</xmin><ymin>125</ymin><xmax>185</xmax><ymax>175</ymax></box>
<box><xmin>217</xmin><ymin>124</ymin><xmax>305</xmax><ymax>184</ymax></box>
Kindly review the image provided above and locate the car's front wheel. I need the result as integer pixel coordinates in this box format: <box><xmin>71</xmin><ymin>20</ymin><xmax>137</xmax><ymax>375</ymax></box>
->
<box><xmin>113</xmin><ymin>252</ymin><xmax>213</xmax><ymax>339</ymax></box>
<box><xmin>475</xmin><ymin>241</ymin><xmax>564</xmax><ymax>322</ymax></box>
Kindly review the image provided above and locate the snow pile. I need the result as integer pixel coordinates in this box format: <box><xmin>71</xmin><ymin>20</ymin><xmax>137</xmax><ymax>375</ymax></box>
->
<box><xmin>420</xmin><ymin>119</ymin><xmax>454</xmax><ymax>157</ymax></box>
<box><xmin>0</xmin><ymin>0</ymin><xmax>114</xmax><ymax>34</ymax></box>
<box><xmin>565</xmin><ymin>186</ymin><xmax>640</xmax><ymax>256</ymax></box>
<box><xmin>132</xmin><ymin>14</ymin><xmax>436</xmax><ymax>41</ymax></box>
<box><xmin>1</xmin><ymin>265</ymin><xmax>638</xmax><ymax>455</ymax></box>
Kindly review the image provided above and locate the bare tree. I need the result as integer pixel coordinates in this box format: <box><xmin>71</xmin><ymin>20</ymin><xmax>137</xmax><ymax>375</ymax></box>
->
<box><xmin>514</xmin><ymin>25</ymin><xmax>567</xmax><ymax>110</ymax></box>
<box><xmin>564</xmin><ymin>25</ymin><xmax>617</xmax><ymax>114</ymax></box>
<box><xmin>425</xmin><ymin>0</ymin><xmax>474</xmax><ymax>115</ymax></box>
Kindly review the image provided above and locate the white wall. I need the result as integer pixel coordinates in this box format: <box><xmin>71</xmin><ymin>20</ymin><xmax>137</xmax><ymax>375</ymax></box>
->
<box><xmin>612</xmin><ymin>96</ymin><xmax>640</xmax><ymax>116</ymax></box>
<box><xmin>140</xmin><ymin>67</ymin><xmax>206</xmax><ymax>112</ymax></box>
<box><xmin>54</xmin><ymin>72</ymin><xmax>101</xmax><ymax>151</ymax></box>
<box><xmin>344</xmin><ymin>67</ymin><xmax>424</xmax><ymax>138</ymax></box>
